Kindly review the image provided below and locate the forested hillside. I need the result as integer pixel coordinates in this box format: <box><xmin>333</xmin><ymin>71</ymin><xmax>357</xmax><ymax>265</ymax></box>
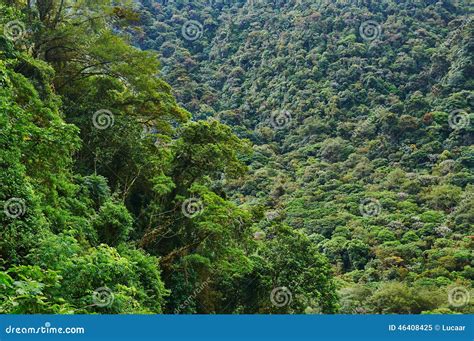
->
<box><xmin>135</xmin><ymin>0</ymin><xmax>474</xmax><ymax>314</ymax></box>
<box><xmin>0</xmin><ymin>0</ymin><xmax>472</xmax><ymax>315</ymax></box>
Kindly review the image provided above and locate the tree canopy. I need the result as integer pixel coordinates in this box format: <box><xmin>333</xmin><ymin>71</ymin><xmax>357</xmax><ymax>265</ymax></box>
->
<box><xmin>0</xmin><ymin>0</ymin><xmax>472</xmax><ymax>315</ymax></box>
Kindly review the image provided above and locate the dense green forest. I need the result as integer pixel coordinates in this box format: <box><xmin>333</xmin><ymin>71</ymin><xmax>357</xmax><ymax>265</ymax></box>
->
<box><xmin>0</xmin><ymin>0</ymin><xmax>472</xmax><ymax>315</ymax></box>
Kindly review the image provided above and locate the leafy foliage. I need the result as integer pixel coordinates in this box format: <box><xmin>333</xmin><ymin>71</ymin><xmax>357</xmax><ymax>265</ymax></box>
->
<box><xmin>1</xmin><ymin>0</ymin><xmax>472</xmax><ymax>315</ymax></box>
<box><xmin>133</xmin><ymin>0</ymin><xmax>473</xmax><ymax>314</ymax></box>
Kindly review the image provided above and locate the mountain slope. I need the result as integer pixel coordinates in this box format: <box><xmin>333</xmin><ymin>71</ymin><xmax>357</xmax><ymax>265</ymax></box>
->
<box><xmin>134</xmin><ymin>0</ymin><xmax>474</xmax><ymax>313</ymax></box>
